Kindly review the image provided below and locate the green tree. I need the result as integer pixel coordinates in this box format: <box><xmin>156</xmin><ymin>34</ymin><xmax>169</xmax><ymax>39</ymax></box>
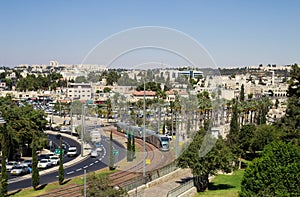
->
<box><xmin>58</xmin><ymin>136</ymin><xmax>64</xmax><ymax>185</ymax></box>
<box><xmin>240</xmin><ymin>84</ymin><xmax>245</xmax><ymax>101</ymax></box>
<box><xmin>238</xmin><ymin>124</ymin><xmax>256</xmax><ymax>154</ymax></box>
<box><xmin>87</xmin><ymin>72</ymin><xmax>101</xmax><ymax>82</ymax></box>
<box><xmin>227</xmin><ymin>100</ymin><xmax>241</xmax><ymax>167</ymax></box>
<box><xmin>32</xmin><ymin>137</ymin><xmax>40</xmax><ymax>190</ymax></box>
<box><xmin>275</xmin><ymin>98</ymin><xmax>279</xmax><ymax>109</ymax></box>
<box><xmin>278</xmin><ymin>64</ymin><xmax>300</xmax><ymax>144</ymax></box>
<box><xmin>239</xmin><ymin>141</ymin><xmax>300</xmax><ymax>196</ymax></box>
<box><xmin>250</xmin><ymin>124</ymin><xmax>282</xmax><ymax>153</ymax></box>
<box><xmin>127</xmin><ymin>131</ymin><xmax>132</xmax><ymax>161</ymax></box>
<box><xmin>106</xmin><ymin>71</ymin><xmax>120</xmax><ymax>86</ymax></box>
<box><xmin>0</xmin><ymin>121</ymin><xmax>8</xmax><ymax>196</ymax></box>
<box><xmin>132</xmin><ymin>133</ymin><xmax>135</xmax><ymax>159</ymax></box>
<box><xmin>109</xmin><ymin>130</ymin><xmax>114</xmax><ymax>170</ymax></box>
<box><xmin>0</xmin><ymin>97</ymin><xmax>47</xmax><ymax>159</ymax></box>
<box><xmin>75</xmin><ymin>76</ymin><xmax>88</xmax><ymax>83</ymax></box>
<box><xmin>256</xmin><ymin>97</ymin><xmax>271</xmax><ymax>125</ymax></box>
<box><xmin>177</xmin><ymin>130</ymin><xmax>233</xmax><ymax>192</ymax></box>
<box><xmin>84</xmin><ymin>172</ymin><xmax>127</xmax><ymax>196</ymax></box>
<box><xmin>103</xmin><ymin>87</ymin><xmax>112</xmax><ymax>93</ymax></box>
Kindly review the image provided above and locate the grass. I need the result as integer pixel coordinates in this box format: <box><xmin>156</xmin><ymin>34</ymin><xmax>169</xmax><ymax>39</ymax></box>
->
<box><xmin>8</xmin><ymin>168</ymin><xmax>115</xmax><ymax>197</ymax></box>
<box><xmin>197</xmin><ymin>170</ymin><xmax>245</xmax><ymax>197</ymax></box>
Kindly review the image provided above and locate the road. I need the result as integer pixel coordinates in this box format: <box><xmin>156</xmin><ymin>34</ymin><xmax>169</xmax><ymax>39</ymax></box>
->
<box><xmin>8</xmin><ymin>132</ymin><xmax>125</xmax><ymax>192</ymax></box>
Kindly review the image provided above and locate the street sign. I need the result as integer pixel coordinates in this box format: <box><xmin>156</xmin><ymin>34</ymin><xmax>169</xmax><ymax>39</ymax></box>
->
<box><xmin>146</xmin><ymin>159</ymin><xmax>151</xmax><ymax>164</ymax></box>
<box><xmin>113</xmin><ymin>149</ymin><xmax>119</xmax><ymax>155</ymax></box>
<box><xmin>55</xmin><ymin>149</ymin><xmax>64</xmax><ymax>155</ymax></box>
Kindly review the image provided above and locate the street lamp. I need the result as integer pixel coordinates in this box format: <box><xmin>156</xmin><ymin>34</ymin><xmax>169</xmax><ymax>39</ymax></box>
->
<box><xmin>143</xmin><ymin>78</ymin><xmax>146</xmax><ymax>180</ymax></box>
<box><xmin>81</xmin><ymin>103</ymin><xmax>86</xmax><ymax>157</ymax></box>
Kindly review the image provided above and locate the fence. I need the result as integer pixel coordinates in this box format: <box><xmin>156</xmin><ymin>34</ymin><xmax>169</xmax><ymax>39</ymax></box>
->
<box><xmin>122</xmin><ymin>162</ymin><xmax>178</xmax><ymax>191</ymax></box>
<box><xmin>166</xmin><ymin>179</ymin><xmax>194</xmax><ymax>197</ymax></box>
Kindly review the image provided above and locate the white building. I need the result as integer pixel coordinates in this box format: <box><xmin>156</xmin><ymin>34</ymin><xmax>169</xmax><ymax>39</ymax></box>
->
<box><xmin>67</xmin><ymin>83</ymin><xmax>92</xmax><ymax>100</ymax></box>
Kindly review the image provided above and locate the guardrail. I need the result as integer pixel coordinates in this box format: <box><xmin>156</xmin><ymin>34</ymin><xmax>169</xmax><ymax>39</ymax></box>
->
<box><xmin>122</xmin><ymin>162</ymin><xmax>177</xmax><ymax>191</ymax></box>
<box><xmin>166</xmin><ymin>178</ymin><xmax>194</xmax><ymax>197</ymax></box>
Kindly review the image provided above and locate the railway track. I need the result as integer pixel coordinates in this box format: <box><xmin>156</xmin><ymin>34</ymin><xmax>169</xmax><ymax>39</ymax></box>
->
<box><xmin>37</xmin><ymin>127</ymin><xmax>168</xmax><ymax>197</ymax></box>
<box><xmin>109</xmin><ymin>130</ymin><xmax>156</xmax><ymax>186</ymax></box>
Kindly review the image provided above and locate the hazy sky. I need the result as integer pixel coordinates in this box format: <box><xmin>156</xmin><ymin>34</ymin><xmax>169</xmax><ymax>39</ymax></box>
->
<box><xmin>1</xmin><ymin>0</ymin><xmax>299</xmax><ymax>67</ymax></box>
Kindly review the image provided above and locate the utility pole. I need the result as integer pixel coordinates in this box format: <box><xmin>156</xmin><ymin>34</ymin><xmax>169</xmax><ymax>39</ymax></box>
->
<box><xmin>81</xmin><ymin>103</ymin><xmax>85</xmax><ymax>157</ymax></box>
<box><xmin>143</xmin><ymin>79</ymin><xmax>146</xmax><ymax>180</ymax></box>
<box><xmin>84</xmin><ymin>169</ymin><xmax>86</xmax><ymax>197</ymax></box>
<box><xmin>70</xmin><ymin>102</ymin><xmax>73</xmax><ymax>136</ymax></box>
<box><xmin>176</xmin><ymin>112</ymin><xmax>179</xmax><ymax>159</ymax></box>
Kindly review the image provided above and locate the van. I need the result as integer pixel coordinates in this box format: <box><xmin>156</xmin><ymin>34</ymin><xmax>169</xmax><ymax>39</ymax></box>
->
<box><xmin>67</xmin><ymin>147</ymin><xmax>77</xmax><ymax>157</ymax></box>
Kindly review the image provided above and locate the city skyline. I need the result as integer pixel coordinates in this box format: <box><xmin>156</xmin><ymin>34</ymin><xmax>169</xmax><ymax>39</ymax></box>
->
<box><xmin>1</xmin><ymin>0</ymin><xmax>300</xmax><ymax>67</ymax></box>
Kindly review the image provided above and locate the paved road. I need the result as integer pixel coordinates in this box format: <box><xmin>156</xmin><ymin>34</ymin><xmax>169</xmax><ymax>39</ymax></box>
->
<box><xmin>8</xmin><ymin>132</ymin><xmax>126</xmax><ymax>192</ymax></box>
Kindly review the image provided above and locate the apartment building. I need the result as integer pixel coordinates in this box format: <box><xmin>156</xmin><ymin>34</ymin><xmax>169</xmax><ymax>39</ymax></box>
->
<box><xmin>67</xmin><ymin>83</ymin><xmax>92</xmax><ymax>100</ymax></box>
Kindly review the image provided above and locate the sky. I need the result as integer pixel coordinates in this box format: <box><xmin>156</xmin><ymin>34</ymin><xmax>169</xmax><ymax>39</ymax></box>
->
<box><xmin>0</xmin><ymin>0</ymin><xmax>300</xmax><ymax>68</ymax></box>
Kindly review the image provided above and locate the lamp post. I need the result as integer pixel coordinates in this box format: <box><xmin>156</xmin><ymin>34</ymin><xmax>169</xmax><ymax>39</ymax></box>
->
<box><xmin>143</xmin><ymin>79</ymin><xmax>146</xmax><ymax>180</ymax></box>
<box><xmin>70</xmin><ymin>101</ymin><xmax>73</xmax><ymax>136</ymax></box>
<box><xmin>0</xmin><ymin>114</ymin><xmax>8</xmax><ymax>196</ymax></box>
<box><xmin>81</xmin><ymin>103</ymin><xmax>85</xmax><ymax>157</ymax></box>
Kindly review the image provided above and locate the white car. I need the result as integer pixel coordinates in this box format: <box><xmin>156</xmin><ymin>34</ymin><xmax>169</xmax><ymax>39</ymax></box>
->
<box><xmin>96</xmin><ymin>147</ymin><xmax>103</xmax><ymax>152</ymax></box>
<box><xmin>60</xmin><ymin>127</ymin><xmax>68</xmax><ymax>133</ymax></box>
<box><xmin>90</xmin><ymin>150</ymin><xmax>98</xmax><ymax>158</ymax></box>
<box><xmin>67</xmin><ymin>147</ymin><xmax>77</xmax><ymax>157</ymax></box>
<box><xmin>38</xmin><ymin>159</ymin><xmax>52</xmax><ymax>169</ymax></box>
<box><xmin>10</xmin><ymin>165</ymin><xmax>30</xmax><ymax>176</ymax></box>
<box><xmin>6</xmin><ymin>161</ymin><xmax>17</xmax><ymax>171</ymax></box>
<box><xmin>49</xmin><ymin>155</ymin><xmax>60</xmax><ymax>165</ymax></box>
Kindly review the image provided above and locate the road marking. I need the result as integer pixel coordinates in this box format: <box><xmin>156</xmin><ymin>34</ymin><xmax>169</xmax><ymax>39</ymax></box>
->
<box><xmin>89</xmin><ymin>163</ymin><xmax>94</xmax><ymax>166</ymax></box>
<box><xmin>67</xmin><ymin>171</ymin><xmax>74</xmax><ymax>175</ymax></box>
<box><xmin>76</xmin><ymin>168</ymin><xmax>82</xmax><ymax>171</ymax></box>
<box><xmin>83</xmin><ymin>165</ymin><xmax>88</xmax><ymax>169</ymax></box>
<box><xmin>95</xmin><ymin>160</ymin><xmax>99</xmax><ymax>163</ymax></box>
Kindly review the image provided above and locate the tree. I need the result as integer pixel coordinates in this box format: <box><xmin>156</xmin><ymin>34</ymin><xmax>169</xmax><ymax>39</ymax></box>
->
<box><xmin>103</xmin><ymin>87</ymin><xmax>112</xmax><ymax>93</ymax></box>
<box><xmin>240</xmin><ymin>84</ymin><xmax>245</xmax><ymax>101</ymax></box>
<box><xmin>226</xmin><ymin>99</ymin><xmax>244</xmax><ymax>168</ymax></box>
<box><xmin>132</xmin><ymin>133</ymin><xmax>135</xmax><ymax>159</ymax></box>
<box><xmin>238</xmin><ymin>124</ymin><xmax>256</xmax><ymax>154</ymax></box>
<box><xmin>250</xmin><ymin>124</ymin><xmax>282</xmax><ymax>153</ymax></box>
<box><xmin>0</xmin><ymin>98</ymin><xmax>48</xmax><ymax>159</ymax></box>
<box><xmin>32</xmin><ymin>137</ymin><xmax>40</xmax><ymax>190</ymax></box>
<box><xmin>106</xmin><ymin>71</ymin><xmax>120</xmax><ymax>86</ymax></box>
<box><xmin>109</xmin><ymin>130</ymin><xmax>114</xmax><ymax>170</ymax></box>
<box><xmin>239</xmin><ymin>141</ymin><xmax>300</xmax><ymax>196</ymax></box>
<box><xmin>278</xmin><ymin>64</ymin><xmax>300</xmax><ymax>144</ymax></box>
<box><xmin>275</xmin><ymin>98</ymin><xmax>279</xmax><ymax>109</ymax></box>
<box><xmin>75</xmin><ymin>76</ymin><xmax>87</xmax><ymax>83</ymax></box>
<box><xmin>84</xmin><ymin>172</ymin><xmax>127</xmax><ymax>196</ymax></box>
<box><xmin>256</xmin><ymin>97</ymin><xmax>271</xmax><ymax>125</ymax></box>
<box><xmin>0</xmin><ymin>121</ymin><xmax>8</xmax><ymax>196</ymax></box>
<box><xmin>177</xmin><ymin>130</ymin><xmax>233</xmax><ymax>192</ymax></box>
<box><xmin>127</xmin><ymin>131</ymin><xmax>132</xmax><ymax>161</ymax></box>
<box><xmin>58</xmin><ymin>136</ymin><xmax>64</xmax><ymax>185</ymax></box>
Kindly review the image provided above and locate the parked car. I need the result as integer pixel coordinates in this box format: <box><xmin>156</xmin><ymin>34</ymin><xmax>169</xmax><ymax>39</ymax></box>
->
<box><xmin>22</xmin><ymin>160</ymin><xmax>32</xmax><ymax>167</ymax></box>
<box><xmin>6</xmin><ymin>161</ymin><xmax>17</xmax><ymax>171</ymax></box>
<box><xmin>10</xmin><ymin>165</ymin><xmax>30</xmax><ymax>176</ymax></box>
<box><xmin>38</xmin><ymin>153</ymin><xmax>54</xmax><ymax>161</ymax></box>
<box><xmin>67</xmin><ymin>147</ymin><xmax>77</xmax><ymax>157</ymax></box>
<box><xmin>49</xmin><ymin>155</ymin><xmax>60</xmax><ymax>165</ymax></box>
<box><xmin>38</xmin><ymin>159</ymin><xmax>52</xmax><ymax>169</ymax></box>
<box><xmin>60</xmin><ymin>127</ymin><xmax>68</xmax><ymax>133</ymax></box>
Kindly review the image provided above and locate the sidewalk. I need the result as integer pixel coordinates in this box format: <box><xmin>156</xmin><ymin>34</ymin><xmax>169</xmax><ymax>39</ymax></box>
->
<box><xmin>128</xmin><ymin>168</ymin><xmax>194</xmax><ymax>197</ymax></box>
